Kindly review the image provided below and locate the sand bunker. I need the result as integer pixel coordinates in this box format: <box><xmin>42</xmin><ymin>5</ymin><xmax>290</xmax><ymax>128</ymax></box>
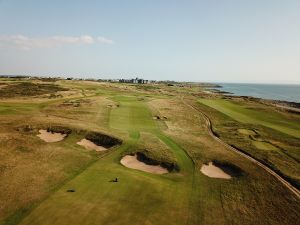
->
<box><xmin>37</xmin><ymin>129</ymin><xmax>66</xmax><ymax>142</ymax></box>
<box><xmin>200</xmin><ymin>162</ymin><xmax>232</xmax><ymax>179</ymax></box>
<box><xmin>120</xmin><ymin>154</ymin><xmax>168</xmax><ymax>174</ymax></box>
<box><xmin>77</xmin><ymin>138</ymin><xmax>107</xmax><ymax>152</ymax></box>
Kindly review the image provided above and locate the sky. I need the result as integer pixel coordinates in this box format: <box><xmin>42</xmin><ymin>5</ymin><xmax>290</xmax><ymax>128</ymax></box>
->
<box><xmin>0</xmin><ymin>0</ymin><xmax>300</xmax><ymax>83</ymax></box>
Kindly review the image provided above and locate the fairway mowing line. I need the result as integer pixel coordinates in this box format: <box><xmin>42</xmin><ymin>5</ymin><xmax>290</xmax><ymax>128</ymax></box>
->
<box><xmin>153</xmin><ymin>132</ymin><xmax>197</xmax><ymax>225</ymax></box>
<box><xmin>181</xmin><ymin>97</ymin><xmax>300</xmax><ymax>199</ymax></box>
<box><xmin>110</xmin><ymin>97</ymin><xmax>198</xmax><ymax>224</ymax></box>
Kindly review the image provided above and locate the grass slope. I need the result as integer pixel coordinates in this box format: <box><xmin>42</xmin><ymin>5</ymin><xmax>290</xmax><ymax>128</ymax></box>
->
<box><xmin>199</xmin><ymin>99</ymin><xmax>300</xmax><ymax>138</ymax></box>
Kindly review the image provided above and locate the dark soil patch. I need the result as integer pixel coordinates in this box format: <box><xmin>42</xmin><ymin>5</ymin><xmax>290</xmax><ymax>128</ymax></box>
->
<box><xmin>16</xmin><ymin>125</ymin><xmax>34</xmax><ymax>133</ymax></box>
<box><xmin>15</xmin><ymin>146</ymin><xmax>32</xmax><ymax>153</ymax></box>
<box><xmin>60</xmin><ymin>99</ymin><xmax>91</xmax><ymax>107</ymax></box>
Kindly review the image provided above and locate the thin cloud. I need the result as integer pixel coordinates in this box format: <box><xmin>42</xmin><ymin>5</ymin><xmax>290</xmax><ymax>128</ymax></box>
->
<box><xmin>0</xmin><ymin>35</ymin><xmax>114</xmax><ymax>50</ymax></box>
<box><xmin>97</xmin><ymin>36</ymin><xmax>114</xmax><ymax>45</ymax></box>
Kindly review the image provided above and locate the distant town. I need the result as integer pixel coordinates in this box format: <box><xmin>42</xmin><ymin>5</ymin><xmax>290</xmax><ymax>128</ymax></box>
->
<box><xmin>0</xmin><ymin>75</ymin><xmax>223</xmax><ymax>89</ymax></box>
<box><xmin>0</xmin><ymin>75</ymin><xmax>157</xmax><ymax>84</ymax></box>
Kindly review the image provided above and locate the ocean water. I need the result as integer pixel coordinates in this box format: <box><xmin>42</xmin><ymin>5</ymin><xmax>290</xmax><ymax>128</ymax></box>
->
<box><xmin>214</xmin><ymin>83</ymin><xmax>300</xmax><ymax>103</ymax></box>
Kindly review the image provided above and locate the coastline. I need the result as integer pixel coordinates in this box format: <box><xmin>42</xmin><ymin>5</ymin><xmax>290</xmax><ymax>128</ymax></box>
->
<box><xmin>203</xmin><ymin>85</ymin><xmax>300</xmax><ymax>113</ymax></box>
<box><xmin>210</xmin><ymin>83</ymin><xmax>300</xmax><ymax>103</ymax></box>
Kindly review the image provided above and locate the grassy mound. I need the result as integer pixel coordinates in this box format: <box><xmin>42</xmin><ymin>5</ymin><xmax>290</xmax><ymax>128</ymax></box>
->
<box><xmin>85</xmin><ymin>131</ymin><xmax>122</xmax><ymax>148</ymax></box>
<box><xmin>123</xmin><ymin>133</ymin><xmax>179</xmax><ymax>172</ymax></box>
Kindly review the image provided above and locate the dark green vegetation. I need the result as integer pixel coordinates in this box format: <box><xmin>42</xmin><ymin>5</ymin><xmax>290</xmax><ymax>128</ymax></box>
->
<box><xmin>85</xmin><ymin>131</ymin><xmax>122</xmax><ymax>148</ymax></box>
<box><xmin>47</xmin><ymin>126</ymin><xmax>72</xmax><ymax>135</ymax></box>
<box><xmin>0</xmin><ymin>78</ymin><xmax>299</xmax><ymax>225</ymax></box>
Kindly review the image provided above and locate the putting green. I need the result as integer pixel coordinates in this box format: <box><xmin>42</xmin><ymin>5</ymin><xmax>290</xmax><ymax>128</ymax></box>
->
<box><xmin>19</xmin><ymin>96</ymin><xmax>195</xmax><ymax>225</ymax></box>
<box><xmin>109</xmin><ymin>96</ymin><xmax>157</xmax><ymax>131</ymax></box>
<box><xmin>199</xmin><ymin>99</ymin><xmax>300</xmax><ymax>138</ymax></box>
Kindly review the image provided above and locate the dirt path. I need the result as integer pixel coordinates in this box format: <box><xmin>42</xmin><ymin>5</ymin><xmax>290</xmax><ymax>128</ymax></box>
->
<box><xmin>181</xmin><ymin>97</ymin><xmax>300</xmax><ymax>199</ymax></box>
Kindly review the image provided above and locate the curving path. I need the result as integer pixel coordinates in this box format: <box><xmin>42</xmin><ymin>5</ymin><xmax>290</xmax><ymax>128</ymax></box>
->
<box><xmin>181</xmin><ymin>98</ymin><xmax>300</xmax><ymax>199</ymax></box>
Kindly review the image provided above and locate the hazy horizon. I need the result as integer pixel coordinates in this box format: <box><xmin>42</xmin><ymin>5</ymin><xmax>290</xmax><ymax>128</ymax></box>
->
<box><xmin>1</xmin><ymin>0</ymin><xmax>300</xmax><ymax>84</ymax></box>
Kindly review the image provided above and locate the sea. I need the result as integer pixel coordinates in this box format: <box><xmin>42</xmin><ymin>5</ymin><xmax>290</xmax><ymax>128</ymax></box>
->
<box><xmin>213</xmin><ymin>83</ymin><xmax>300</xmax><ymax>103</ymax></box>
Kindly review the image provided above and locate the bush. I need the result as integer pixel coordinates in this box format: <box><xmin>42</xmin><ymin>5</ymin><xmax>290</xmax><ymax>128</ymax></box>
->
<box><xmin>47</xmin><ymin>126</ymin><xmax>72</xmax><ymax>135</ymax></box>
<box><xmin>85</xmin><ymin>131</ymin><xmax>122</xmax><ymax>148</ymax></box>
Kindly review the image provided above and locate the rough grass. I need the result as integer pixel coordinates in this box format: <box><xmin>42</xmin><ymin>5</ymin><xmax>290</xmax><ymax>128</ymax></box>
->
<box><xmin>0</xmin><ymin>82</ymin><xmax>68</xmax><ymax>98</ymax></box>
<box><xmin>197</xmin><ymin>98</ymin><xmax>300</xmax><ymax>189</ymax></box>
<box><xmin>199</xmin><ymin>98</ymin><xmax>300</xmax><ymax>138</ymax></box>
<box><xmin>251</xmin><ymin>140</ymin><xmax>280</xmax><ymax>151</ymax></box>
<box><xmin>238</xmin><ymin>129</ymin><xmax>256</xmax><ymax>136</ymax></box>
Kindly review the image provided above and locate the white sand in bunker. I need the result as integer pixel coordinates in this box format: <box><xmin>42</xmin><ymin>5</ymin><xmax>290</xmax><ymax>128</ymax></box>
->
<box><xmin>77</xmin><ymin>138</ymin><xmax>107</xmax><ymax>151</ymax></box>
<box><xmin>200</xmin><ymin>162</ymin><xmax>231</xmax><ymax>179</ymax></box>
<box><xmin>120</xmin><ymin>154</ymin><xmax>168</xmax><ymax>174</ymax></box>
<box><xmin>37</xmin><ymin>129</ymin><xmax>66</xmax><ymax>142</ymax></box>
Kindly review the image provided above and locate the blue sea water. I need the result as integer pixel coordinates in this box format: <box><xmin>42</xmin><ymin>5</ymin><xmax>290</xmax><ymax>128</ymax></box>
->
<box><xmin>214</xmin><ymin>83</ymin><xmax>300</xmax><ymax>103</ymax></box>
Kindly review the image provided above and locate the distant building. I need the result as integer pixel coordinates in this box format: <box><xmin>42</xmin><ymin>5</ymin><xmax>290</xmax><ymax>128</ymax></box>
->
<box><xmin>119</xmin><ymin>77</ymin><xmax>149</xmax><ymax>84</ymax></box>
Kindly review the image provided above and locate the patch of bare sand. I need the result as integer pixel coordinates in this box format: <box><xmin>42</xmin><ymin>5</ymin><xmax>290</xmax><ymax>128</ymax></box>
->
<box><xmin>0</xmin><ymin>84</ymin><xmax>8</xmax><ymax>89</ymax></box>
<box><xmin>77</xmin><ymin>138</ymin><xmax>107</xmax><ymax>151</ymax></box>
<box><xmin>37</xmin><ymin>129</ymin><xmax>66</xmax><ymax>142</ymax></box>
<box><xmin>120</xmin><ymin>154</ymin><xmax>168</xmax><ymax>174</ymax></box>
<box><xmin>200</xmin><ymin>162</ymin><xmax>231</xmax><ymax>179</ymax></box>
